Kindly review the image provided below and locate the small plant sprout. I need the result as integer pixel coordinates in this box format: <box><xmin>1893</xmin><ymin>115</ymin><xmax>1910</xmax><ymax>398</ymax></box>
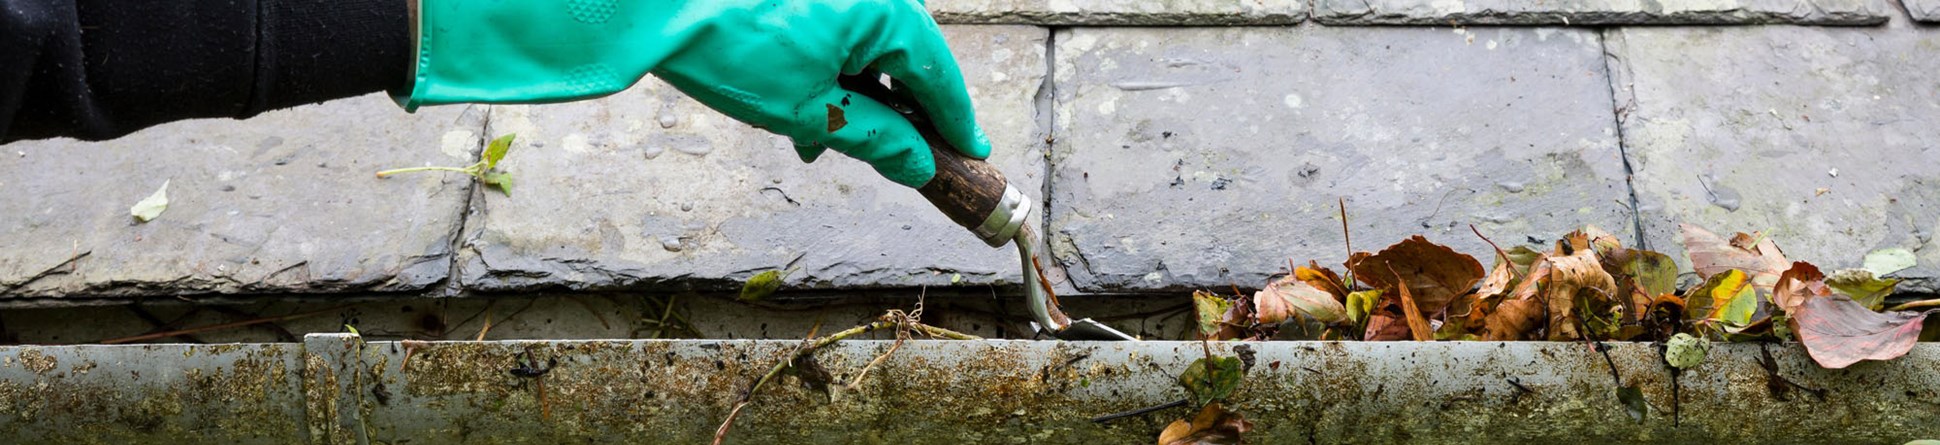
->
<box><xmin>377</xmin><ymin>134</ymin><xmax>517</xmax><ymax>196</ymax></box>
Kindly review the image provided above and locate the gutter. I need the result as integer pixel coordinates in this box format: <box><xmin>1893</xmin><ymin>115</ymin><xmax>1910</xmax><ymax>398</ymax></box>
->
<box><xmin>2</xmin><ymin>336</ymin><xmax>1936</xmax><ymax>444</ymax></box>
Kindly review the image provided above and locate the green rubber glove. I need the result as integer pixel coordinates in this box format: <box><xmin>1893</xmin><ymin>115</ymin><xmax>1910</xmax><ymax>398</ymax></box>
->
<box><xmin>401</xmin><ymin>0</ymin><xmax>991</xmax><ymax>188</ymax></box>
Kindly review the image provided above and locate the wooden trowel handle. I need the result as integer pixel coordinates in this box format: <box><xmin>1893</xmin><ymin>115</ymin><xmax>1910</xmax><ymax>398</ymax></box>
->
<box><xmin>840</xmin><ymin>73</ymin><xmax>1025</xmax><ymax>247</ymax></box>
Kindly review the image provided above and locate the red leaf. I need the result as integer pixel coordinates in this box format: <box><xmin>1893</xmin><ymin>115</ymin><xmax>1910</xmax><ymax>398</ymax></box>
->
<box><xmin>1795</xmin><ymin>295</ymin><xmax>1936</xmax><ymax>369</ymax></box>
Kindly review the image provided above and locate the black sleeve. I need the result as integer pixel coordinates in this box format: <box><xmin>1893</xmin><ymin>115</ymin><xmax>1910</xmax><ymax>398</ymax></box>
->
<box><xmin>0</xmin><ymin>0</ymin><xmax>410</xmax><ymax>143</ymax></box>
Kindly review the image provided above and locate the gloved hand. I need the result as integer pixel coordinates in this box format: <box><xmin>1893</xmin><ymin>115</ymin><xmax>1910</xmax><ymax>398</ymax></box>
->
<box><xmin>402</xmin><ymin>0</ymin><xmax>990</xmax><ymax>188</ymax></box>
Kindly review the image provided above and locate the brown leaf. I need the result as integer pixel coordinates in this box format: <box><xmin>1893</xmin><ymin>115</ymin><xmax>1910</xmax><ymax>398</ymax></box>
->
<box><xmin>1644</xmin><ymin>294</ymin><xmax>1687</xmax><ymax>341</ymax></box>
<box><xmin>1481</xmin><ymin>298</ymin><xmax>1545</xmax><ymax>341</ymax></box>
<box><xmin>1795</xmin><ymin>295</ymin><xmax>1937</xmax><ymax>369</ymax></box>
<box><xmin>1578</xmin><ymin>225</ymin><xmax>1624</xmax><ymax>253</ymax></box>
<box><xmin>1772</xmin><ymin>261</ymin><xmax>1831</xmax><ymax>315</ymax></box>
<box><xmin>1476</xmin><ymin>260</ymin><xmax>1516</xmax><ymax>300</ymax></box>
<box><xmin>1479</xmin><ymin>260</ymin><xmax>1553</xmax><ymax>341</ymax></box>
<box><xmin>1679</xmin><ymin>223</ymin><xmax>1788</xmax><ymax>291</ymax></box>
<box><xmin>1388</xmin><ymin>265</ymin><xmax>1434</xmax><ymax>341</ymax></box>
<box><xmin>1363</xmin><ymin>312</ymin><xmax>1414</xmax><ymax>341</ymax></box>
<box><xmin>1158</xmin><ymin>403</ymin><xmax>1251</xmax><ymax>445</ymax></box>
<box><xmin>1543</xmin><ymin>248</ymin><xmax>1619</xmax><ymax>341</ymax></box>
<box><xmin>1255</xmin><ymin>276</ymin><xmax>1347</xmax><ymax>325</ymax></box>
<box><xmin>1346</xmin><ymin>235</ymin><xmax>1486</xmax><ymax>320</ymax></box>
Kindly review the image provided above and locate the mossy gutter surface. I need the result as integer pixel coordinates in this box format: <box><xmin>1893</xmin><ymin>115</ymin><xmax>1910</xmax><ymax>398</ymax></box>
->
<box><xmin>2</xmin><ymin>338</ymin><xmax>1936</xmax><ymax>444</ymax></box>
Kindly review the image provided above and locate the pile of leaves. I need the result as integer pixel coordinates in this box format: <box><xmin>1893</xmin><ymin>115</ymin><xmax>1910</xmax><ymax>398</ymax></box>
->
<box><xmin>1207</xmin><ymin>223</ymin><xmax>1935</xmax><ymax>369</ymax></box>
<box><xmin>1154</xmin><ymin>223</ymin><xmax>1933</xmax><ymax>444</ymax></box>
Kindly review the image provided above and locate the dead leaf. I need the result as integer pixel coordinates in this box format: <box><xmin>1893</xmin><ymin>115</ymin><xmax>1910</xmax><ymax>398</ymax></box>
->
<box><xmin>1387</xmin><ymin>265</ymin><xmax>1435</xmax><ymax>341</ymax></box>
<box><xmin>1192</xmin><ymin>291</ymin><xmax>1234</xmax><ymax>340</ymax></box>
<box><xmin>1576</xmin><ymin>225</ymin><xmax>1624</xmax><ymax>254</ymax></box>
<box><xmin>1346</xmin><ymin>235</ymin><xmax>1485</xmax><ymax>321</ymax></box>
<box><xmin>1679</xmin><ymin>223</ymin><xmax>1788</xmax><ymax>291</ymax></box>
<box><xmin>1157</xmin><ymin>403</ymin><xmax>1251</xmax><ymax>445</ymax></box>
<box><xmin>130</xmin><ymin>180</ymin><xmax>171</xmax><ymax>222</ymax></box>
<box><xmin>1772</xmin><ymin>261</ymin><xmax>1831</xmax><ymax>314</ymax></box>
<box><xmin>1481</xmin><ymin>299</ymin><xmax>1543</xmax><ymax>341</ymax></box>
<box><xmin>1664</xmin><ymin>332</ymin><xmax>1709</xmax><ymax>370</ymax></box>
<box><xmin>1702</xmin><ymin>269</ymin><xmax>1758</xmax><ymax>329</ymax></box>
<box><xmin>1296</xmin><ymin>262</ymin><xmax>1352</xmax><ymax>303</ymax></box>
<box><xmin>1643</xmin><ymin>294</ymin><xmax>1686</xmax><ymax>341</ymax></box>
<box><xmin>1480</xmin><ymin>261</ymin><xmax>1553</xmax><ymax>341</ymax></box>
<box><xmin>1345</xmin><ymin>289</ymin><xmax>1380</xmax><ymax>326</ymax></box>
<box><xmin>1476</xmin><ymin>260</ymin><xmax>1516</xmax><ymax>300</ymax></box>
<box><xmin>1602</xmin><ymin>248</ymin><xmax>1678</xmax><ymax>320</ymax></box>
<box><xmin>1795</xmin><ymin>295</ymin><xmax>1937</xmax><ymax>369</ymax></box>
<box><xmin>1543</xmin><ymin>248</ymin><xmax>1619</xmax><ymax>341</ymax></box>
<box><xmin>1363</xmin><ymin>313</ymin><xmax>1413</xmax><ymax>341</ymax></box>
<box><xmin>1825</xmin><ymin>269</ymin><xmax>1899</xmax><ymax>311</ymax></box>
<box><xmin>1255</xmin><ymin>276</ymin><xmax>1347</xmax><ymax>325</ymax></box>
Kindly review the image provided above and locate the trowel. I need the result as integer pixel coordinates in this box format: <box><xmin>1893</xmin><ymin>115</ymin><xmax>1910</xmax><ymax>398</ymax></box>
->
<box><xmin>841</xmin><ymin>73</ymin><xmax>1138</xmax><ymax>341</ymax></box>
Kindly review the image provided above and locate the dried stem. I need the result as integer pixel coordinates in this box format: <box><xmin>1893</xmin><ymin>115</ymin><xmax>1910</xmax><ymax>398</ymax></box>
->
<box><xmin>96</xmin><ymin>304</ymin><xmax>354</xmax><ymax>344</ymax></box>
<box><xmin>714</xmin><ymin>314</ymin><xmax>981</xmax><ymax>445</ymax></box>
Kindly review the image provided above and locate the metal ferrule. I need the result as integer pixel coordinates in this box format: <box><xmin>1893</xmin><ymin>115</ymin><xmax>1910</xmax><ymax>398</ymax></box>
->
<box><xmin>973</xmin><ymin>185</ymin><xmax>1030</xmax><ymax>248</ymax></box>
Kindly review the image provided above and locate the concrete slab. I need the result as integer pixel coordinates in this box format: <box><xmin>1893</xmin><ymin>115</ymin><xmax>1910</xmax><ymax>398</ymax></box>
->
<box><xmin>456</xmin><ymin>26</ymin><xmax>1051</xmax><ymax>293</ymax></box>
<box><xmin>1608</xmin><ymin>21</ymin><xmax>1940</xmax><ymax>292</ymax></box>
<box><xmin>931</xmin><ymin>0</ymin><xmax>1304</xmax><ymax>25</ymax></box>
<box><xmin>1316</xmin><ymin>0</ymin><xmax>1891</xmax><ymax>25</ymax></box>
<box><xmin>1050</xmin><ymin>27</ymin><xmax>1630</xmax><ymax>291</ymax></box>
<box><xmin>0</xmin><ymin>94</ymin><xmax>481</xmax><ymax>302</ymax></box>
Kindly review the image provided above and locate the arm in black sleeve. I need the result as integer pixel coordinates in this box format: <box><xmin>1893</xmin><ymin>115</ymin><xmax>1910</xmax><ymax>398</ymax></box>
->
<box><xmin>0</xmin><ymin>0</ymin><xmax>411</xmax><ymax>143</ymax></box>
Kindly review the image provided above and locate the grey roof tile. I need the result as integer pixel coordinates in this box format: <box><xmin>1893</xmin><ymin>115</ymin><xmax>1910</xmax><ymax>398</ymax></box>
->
<box><xmin>454</xmin><ymin>26</ymin><xmax>1049</xmax><ymax>293</ymax></box>
<box><xmin>1609</xmin><ymin>21</ymin><xmax>1940</xmax><ymax>292</ymax></box>
<box><xmin>930</xmin><ymin>0</ymin><xmax>1304</xmax><ymax>25</ymax></box>
<box><xmin>1050</xmin><ymin>26</ymin><xmax>1629</xmax><ymax>291</ymax></box>
<box><xmin>1315</xmin><ymin>0</ymin><xmax>1891</xmax><ymax>25</ymax></box>
<box><xmin>0</xmin><ymin>94</ymin><xmax>478</xmax><ymax>300</ymax></box>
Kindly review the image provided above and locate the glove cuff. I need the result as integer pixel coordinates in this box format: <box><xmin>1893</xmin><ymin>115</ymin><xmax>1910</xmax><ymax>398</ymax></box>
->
<box><xmin>395</xmin><ymin>0</ymin><xmax>682</xmax><ymax>111</ymax></box>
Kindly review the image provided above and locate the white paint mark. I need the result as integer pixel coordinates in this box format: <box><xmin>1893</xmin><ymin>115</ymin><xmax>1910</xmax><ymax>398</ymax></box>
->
<box><xmin>1283</xmin><ymin>93</ymin><xmax>1304</xmax><ymax>109</ymax></box>
<box><xmin>562</xmin><ymin>134</ymin><xmax>591</xmax><ymax>153</ymax></box>
<box><xmin>439</xmin><ymin>129</ymin><xmax>477</xmax><ymax>160</ymax></box>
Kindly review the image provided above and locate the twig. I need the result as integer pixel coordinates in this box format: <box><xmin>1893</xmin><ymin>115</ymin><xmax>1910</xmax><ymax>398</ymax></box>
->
<box><xmin>209</xmin><ymin>305</ymin><xmax>299</xmax><ymax>342</ymax></box>
<box><xmin>1887</xmin><ymin>298</ymin><xmax>1940</xmax><ymax>312</ymax></box>
<box><xmin>125</xmin><ymin>304</ymin><xmax>205</xmax><ymax>343</ymax></box>
<box><xmin>715</xmin><ymin>321</ymin><xmax>893</xmax><ymax>445</ymax></box>
<box><xmin>908</xmin><ymin>322</ymin><xmax>981</xmax><ymax>340</ymax></box>
<box><xmin>1091</xmin><ymin>399</ymin><xmax>1189</xmax><ymax>423</ymax></box>
<box><xmin>714</xmin><ymin>316</ymin><xmax>981</xmax><ymax>445</ymax></box>
<box><xmin>96</xmin><ymin>304</ymin><xmax>355</xmax><ymax>344</ymax></box>
<box><xmin>1470</xmin><ymin>224</ymin><xmax>1521</xmax><ymax>281</ymax></box>
<box><xmin>1339</xmin><ymin>197</ymin><xmax>1353</xmax><ymax>285</ymax></box>
<box><xmin>1506</xmin><ymin>377</ymin><xmax>1534</xmax><ymax>404</ymax></box>
<box><xmin>845</xmin><ymin>336</ymin><xmax>905</xmax><ymax>391</ymax></box>
<box><xmin>474</xmin><ymin>306</ymin><xmax>494</xmax><ymax>341</ymax></box>
<box><xmin>399</xmin><ymin>340</ymin><xmax>430</xmax><ymax>370</ymax></box>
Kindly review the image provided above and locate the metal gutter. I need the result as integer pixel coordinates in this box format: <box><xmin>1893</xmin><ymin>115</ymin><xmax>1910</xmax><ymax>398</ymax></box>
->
<box><xmin>2</xmin><ymin>336</ymin><xmax>1936</xmax><ymax>444</ymax></box>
